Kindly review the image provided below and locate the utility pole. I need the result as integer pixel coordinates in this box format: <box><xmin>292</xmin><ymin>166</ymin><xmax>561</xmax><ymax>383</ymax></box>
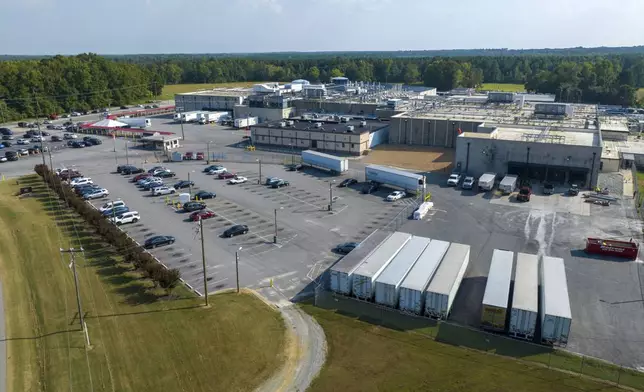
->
<box><xmin>60</xmin><ymin>248</ymin><xmax>86</xmax><ymax>333</ymax></box>
<box><xmin>112</xmin><ymin>134</ymin><xmax>118</xmax><ymax>165</ymax></box>
<box><xmin>177</xmin><ymin>106</ymin><xmax>185</xmax><ymax>140</ymax></box>
<box><xmin>273</xmin><ymin>208</ymin><xmax>278</xmax><ymax>244</ymax></box>
<box><xmin>32</xmin><ymin>89</ymin><xmax>46</xmax><ymax>167</ymax></box>
<box><xmin>257</xmin><ymin>158</ymin><xmax>262</xmax><ymax>184</ymax></box>
<box><xmin>235</xmin><ymin>247</ymin><xmax>242</xmax><ymax>293</ymax></box>
<box><xmin>329</xmin><ymin>182</ymin><xmax>333</xmax><ymax>211</ymax></box>
<box><xmin>200</xmin><ymin>217</ymin><xmax>208</xmax><ymax>306</ymax></box>
<box><xmin>206</xmin><ymin>141</ymin><xmax>212</xmax><ymax>164</ymax></box>
<box><xmin>125</xmin><ymin>141</ymin><xmax>129</xmax><ymax>165</ymax></box>
<box><xmin>188</xmin><ymin>172</ymin><xmax>192</xmax><ymax>197</ymax></box>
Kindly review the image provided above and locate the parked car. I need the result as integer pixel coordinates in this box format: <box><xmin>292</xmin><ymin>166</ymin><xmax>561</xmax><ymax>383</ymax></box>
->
<box><xmin>100</xmin><ymin>200</ymin><xmax>125</xmax><ymax>212</ymax></box>
<box><xmin>18</xmin><ymin>148</ymin><xmax>29</xmax><ymax>156</ymax></box>
<box><xmin>0</xmin><ymin>157</ymin><xmax>7</xmax><ymax>163</ymax></box>
<box><xmin>144</xmin><ymin>235</ymin><xmax>175</xmax><ymax>249</ymax></box>
<box><xmin>192</xmin><ymin>191</ymin><xmax>216</xmax><ymax>200</ymax></box>
<box><xmin>190</xmin><ymin>209</ymin><xmax>215</xmax><ymax>221</ymax></box>
<box><xmin>447</xmin><ymin>173</ymin><xmax>462</xmax><ymax>187</ymax></box>
<box><xmin>155</xmin><ymin>170</ymin><xmax>176</xmax><ymax>178</ymax></box>
<box><xmin>203</xmin><ymin>165</ymin><xmax>223</xmax><ymax>173</ymax></box>
<box><xmin>17</xmin><ymin>122</ymin><xmax>27</xmax><ymax>127</ymax></box>
<box><xmin>85</xmin><ymin>137</ymin><xmax>102</xmax><ymax>145</ymax></box>
<box><xmin>173</xmin><ymin>180</ymin><xmax>194</xmax><ymax>189</ymax></box>
<box><xmin>183</xmin><ymin>152</ymin><xmax>194</xmax><ymax>160</ymax></box>
<box><xmin>218</xmin><ymin>172</ymin><xmax>236</xmax><ymax>179</ymax></box>
<box><xmin>152</xmin><ymin>186</ymin><xmax>176</xmax><ymax>196</ymax></box>
<box><xmin>338</xmin><ymin>178</ymin><xmax>358</xmax><ymax>188</ymax></box>
<box><xmin>267</xmin><ymin>178</ymin><xmax>282</xmax><ymax>186</ymax></box>
<box><xmin>71</xmin><ymin>141</ymin><xmax>86</xmax><ymax>148</ymax></box>
<box><xmin>386</xmin><ymin>191</ymin><xmax>406</xmax><ymax>201</ymax></box>
<box><xmin>568</xmin><ymin>184</ymin><xmax>579</xmax><ymax>196</ymax></box>
<box><xmin>271</xmin><ymin>179</ymin><xmax>290</xmax><ymax>188</ymax></box>
<box><xmin>51</xmin><ymin>135</ymin><xmax>62</xmax><ymax>142</ymax></box>
<box><xmin>142</xmin><ymin>180</ymin><xmax>164</xmax><ymax>190</ymax></box>
<box><xmin>147</xmin><ymin>166</ymin><xmax>165</xmax><ymax>174</ymax></box>
<box><xmin>361</xmin><ymin>181</ymin><xmax>379</xmax><ymax>194</ymax></box>
<box><xmin>30</xmin><ymin>136</ymin><xmax>43</xmax><ymax>143</ymax></box>
<box><xmin>183</xmin><ymin>201</ymin><xmax>207</xmax><ymax>212</ymax></box>
<box><xmin>462</xmin><ymin>176</ymin><xmax>476</xmax><ymax>190</ymax></box>
<box><xmin>5</xmin><ymin>151</ymin><xmax>18</xmax><ymax>161</ymax></box>
<box><xmin>2</xmin><ymin>135</ymin><xmax>14</xmax><ymax>140</ymax></box>
<box><xmin>132</xmin><ymin>173</ymin><xmax>152</xmax><ymax>182</ymax></box>
<box><xmin>102</xmin><ymin>206</ymin><xmax>130</xmax><ymax>217</ymax></box>
<box><xmin>206</xmin><ymin>166</ymin><xmax>227</xmax><ymax>175</ymax></box>
<box><xmin>543</xmin><ymin>183</ymin><xmax>555</xmax><ymax>195</ymax></box>
<box><xmin>196</xmin><ymin>152</ymin><xmax>205</xmax><ymax>160</ymax></box>
<box><xmin>83</xmin><ymin>188</ymin><xmax>110</xmax><ymax>199</ymax></box>
<box><xmin>63</xmin><ymin>133</ymin><xmax>77</xmax><ymax>140</ymax></box>
<box><xmin>138</xmin><ymin>177</ymin><xmax>161</xmax><ymax>186</ymax></box>
<box><xmin>228</xmin><ymin>176</ymin><xmax>248</xmax><ymax>184</ymax></box>
<box><xmin>2</xmin><ymin>141</ymin><xmax>12</xmax><ymax>147</ymax></box>
<box><xmin>285</xmin><ymin>163</ymin><xmax>303</xmax><ymax>171</ymax></box>
<box><xmin>334</xmin><ymin>242</ymin><xmax>360</xmax><ymax>255</ymax></box>
<box><xmin>17</xmin><ymin>139</ymin><xmax>29</xmax><ymax>145</ymax></box>
<box><xmin>0</xmin><ymin>128</ymin><xmax>12</xmax><ymax>135</ymax></box>
<box><xmin>122</xmin><ymin>166</ymin><xmax>144</xmax><ymax>175</ymax></box>
<box><xmin>110</xmin><ymin>211</ymin><xmax>140</xmax><ymax>225</ymax></box>
<box><xmin>40</xmin><ymin>131</ymin><xmax>50</xmax><ymax>136</ymax></box>
<box><xmin>75</xmin><ymin>184</ymin><xmax>100</xmax><ymax>195</ymax></box>
<box><xmin>517</xmin><ymin>186</ymin><xmax>532</xmax><ymax>202</ymax></box>
<box><xmin>70</xmin><ymin>177</ymin><xmax>93</xmax><ymax>187</ymax></box>
<box><xmin>223</xmin><ymin>224</ymin><xmax>249</xmax><ymax>238</ymax></box>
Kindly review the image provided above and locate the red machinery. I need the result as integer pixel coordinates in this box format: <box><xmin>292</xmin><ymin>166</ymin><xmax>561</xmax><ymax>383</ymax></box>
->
<box><xmin>585</xmin><ymin>238</ymin><xmax>639</xmax><ymax>260</ymax></box>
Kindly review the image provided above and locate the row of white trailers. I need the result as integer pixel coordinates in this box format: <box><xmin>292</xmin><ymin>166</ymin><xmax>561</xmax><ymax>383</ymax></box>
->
<box><xmin>481</xmin><ymin>250</ymin><xmax>572</xmax><ymax>346</ymax></box>
<box><xmin>329</xmin><ymin>230</ymin><xmax>470</xmax><ymax>319</ymax></box>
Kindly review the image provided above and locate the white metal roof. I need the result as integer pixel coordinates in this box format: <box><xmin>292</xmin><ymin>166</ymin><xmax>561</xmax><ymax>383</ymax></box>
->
<box><xmin>330</xmin><ymin>230</ymin><xmax>392</xmax><ymax>274</ymax></box>
<box><xmin>426</xmin><ymin>243</ymin><xmax>470</xmax><ymax>295</ymax></box>
<box><xmin>399</xmin><ymin>239</ymin><xmax>450</xmax><ymax>292</ymax></box>
<box><xmin>482</xmin><ymin>249</ymin><xmax>514</xmax><ymax>308</ymax></box>
<box><xmin>352</xmin><ymin>232</ymin><xmax>411</xmax><ymax>279</ymax></box>
<box><xmin>512</xmin><ymin>253</ymin><xmax>539</xmax><ymax>313</ymax></box>
<box><xmin>542</xmin><ymin>256</ymin><xmax>572</xmax><ymax>319</ymax></box>
<box><xmin>375</xmin><ymin>236</ymin><xmax>431</xmax><ymax>287</ymax></box>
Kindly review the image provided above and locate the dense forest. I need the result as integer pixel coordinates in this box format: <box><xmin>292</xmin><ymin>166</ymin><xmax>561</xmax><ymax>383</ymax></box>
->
<box><xmin>1</xmin><ymin>52</ymin><xmax>644</xmax><ymax>121</ymax></box>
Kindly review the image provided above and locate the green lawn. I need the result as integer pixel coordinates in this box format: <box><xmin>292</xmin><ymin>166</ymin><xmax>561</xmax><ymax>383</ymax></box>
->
<box><xmin>302</xmin><ymin>302</ymin><xmax>643</xmax><ymax>392</ymax></box>
<box><xmin>0</xmin><ymin>175</ymin><xmax>286</xmax><ymax>392</ymax></box>
<box><xmin>637</xmin><ymin>88</ymin><xmax>644</xmax><ymax>102</ymax></box>
<box><xmin>479</xmin><ymin>83</ymin><xmax>526</xmax><ymax>92</ymax></box>
<box><xmin>161</xmin><ymin>82</ymin><xmax>278</xmax><ymax>100</ymax></box>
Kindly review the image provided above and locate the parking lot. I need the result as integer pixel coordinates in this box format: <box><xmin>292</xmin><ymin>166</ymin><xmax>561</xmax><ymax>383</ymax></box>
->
<box><xmin>400</xmin><ymin>174</ymin><xmax>644</xmax><ymax>368</ymax></box>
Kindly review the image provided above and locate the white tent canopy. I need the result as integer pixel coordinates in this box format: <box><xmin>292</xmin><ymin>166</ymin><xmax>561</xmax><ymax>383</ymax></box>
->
<box><xmin>91</xmin><ymin>119</ymin><xmax>128</xmax><ymax>128</ymax></box>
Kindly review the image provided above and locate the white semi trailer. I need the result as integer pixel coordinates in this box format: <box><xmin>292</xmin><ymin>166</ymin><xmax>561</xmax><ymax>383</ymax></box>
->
<box><xmin>365</xmin><ymin>165</ymin><xmax>426</xmax><ymax>193</ymax></box>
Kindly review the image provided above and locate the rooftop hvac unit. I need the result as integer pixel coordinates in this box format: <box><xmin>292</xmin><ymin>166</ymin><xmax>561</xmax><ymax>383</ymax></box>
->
<box><xmin>360</xmin><ymin>121</ymin><xmax>367</xmax><ymax>127</ymax></box>
<box><xmin>347</xmin><ymin>125</ymin><xmax>355</xmax><ymax>132</ymax></box>
<box><xmin>279</xmin><ymin>122</ymin><xmax>286</xmax><ymax>128</ymax></box>
<box><xmin>315</xmin><ymin>122</ymin><xmax>322</xmax><ymax>128</ymax></box>
<box><xmin>287</xmin><ymin>120</ymin><xmax>294</xmax><ymax>126</ymax></box>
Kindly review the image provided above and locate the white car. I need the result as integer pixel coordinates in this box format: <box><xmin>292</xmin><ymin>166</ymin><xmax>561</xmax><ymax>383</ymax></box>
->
<box><xmin>447</xmin><ymin>173</ymin><xmax>462</xmax><ymax>187</ymax></box>
<box><xmin>228</xmin><ymin>176</ymin><xmax>248</xmax><ymax>184</ymax></box>
<box><xmin>17</xmin><ymin>139</ymin><xmax>29</xmax><ymax>145</ymax></box>
<box><xmin>71</xmin><ymin>112</ymin><xmax>81</xmax><ymax>117</ymax></box>
<box><xmin>63</xmin><ymin>133</ymin><xmax>77</xmax><ymax>139</ymax></box>
<box><xmin>18</xmin><ymin>149</ymin><xmax>29</xmax><ymax>156</ymax></box>
<box><xmin>70</xmin><ymin>177</ymin><xmax>93</xmax><ymax>187</ymax></box>
<box><xmin>110</xmin><ymin>211</ymin><xmax>140</xmax><ymax>225</ymax></box>
<box><xmin>0</xmin><ymin>157</ymin><xmax>7</xmax><ymax>163</ymax></box>
<box><xmin>462</xmin><ymin>176</ymin><xmax>476</xmax><ymax>190</ymax></box>
<box><xmin>152</xmin><ymin>186</ymin><xmax>176</xmax><ymax>196</ymax></box>
<box><xmin>207</xmin><ymin>167</ymin><xmax>227</xmax><ymax>175</ymax></box>
<box><xmin>30</xmin><ymin>136</ymin><xmax>42</xmax><ymax>142</ymax></box>
<box><xmin>43</xmin><ymin>119</ymin><xmax>52</xmax><ymax>124</ymax></box>
<box><xmin>386</xmin><ymin>191</ymin><xmax>406</xmax><ymax>201</ymax></box>
<box><xmin>83</xmin><ymin>188</ymin><xmax>109</xmax><ymax>199</ymax></box>
<box><xmin>100</xmin><ymin>200</ymin><xmax>125</xmax><ymax>212</ymax></box>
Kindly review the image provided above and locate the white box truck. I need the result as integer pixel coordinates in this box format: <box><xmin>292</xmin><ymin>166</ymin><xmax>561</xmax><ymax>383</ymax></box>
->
<box><xmin>365</xmin><ymin>165</ymin><xmax>426</xmax><ymax>193</ymax></box>
<box><xmin>424</xmin><ymin>243</ymin><xmax>471</xmax><ymax>319</ymax></box>
<box><xmin>183</xmin><ymin>112</ymin><xmax>200</xmax><ymax>123</ymax></box>
<box><xmin>198</xmin><ymin>112</ymin><xmax>228</xmax><ymax>124</ymax></box>
<box><xmin>117</xmin><ymin>117</ymin><xmax>151</xmax><ymax>128</ymax></box>
<box><xmin>301</xmin><ymin>150</ymin><xmax>348</xmax><ymax>174</ymax></box>
<box><xmin>509</xmin><ymin>253</ymin><xmax>539</xmax><ymax>340</ymax></box>
<box><xmin>481</xmin><ymin>249</ymin><xmax>514</xmax><ymax>332</ymax></box>
<box><xmin>234</xmin><ymin>117</ymin><xmax>258</xmax><ymax>128</ymax></box>
<box><xmin>374</xmin><ymin>236</ymin><xmax>431</xmax><ymax>307</ymax></box>
<box><xmin>478</xmin><ymin>172</ymin><xmax>496</xmax><ymax>191</ymax></box>
<box><xmin>398</xmin><ymin>239</ymin><xmax>450</xmax><ymax>314</ymax></box>
<box><xmin>499</xmin><ymin>175</ymin><xmax>518</xmax><ymax>194</ymax></box>
<box><xmin>328</xmin><ymin>230</ymin><xmax>392</xmax><ymax>295</ymax></box>
<box><xmin>540</xmin><ymin>256</ymin><xmax>572</xmax><ymax>346</ymax></box>
<box><xmin>352</xmin><ymin>232</ymin><xmax>411</xmax><ymax>300</ymax></box>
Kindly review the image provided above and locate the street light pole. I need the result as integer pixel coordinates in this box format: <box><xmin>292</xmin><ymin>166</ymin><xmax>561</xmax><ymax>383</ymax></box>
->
<box><xmin>188</xmin><ymin>171</ymin><xmax>192</xmax><ymax>197</ymax></box>
<box><xmin>235</xmin><ymin>247</ymin><xmax>242</xmax><ymax>293</ymax></box>
<box><xmin>274</xmin><ymin>208</ymin><xmax>278</xmax><ymax>244</ymax></box>
<box><xmin>257</xmin><ymin>158</ymin><xmax>262</xmax><ymax>185</ymax></box>
<box><xmin>125</xmin><ymin>141</ymin><xmax>129</xmax><ymax>165</ymax></box>
<box><xmin>329</xmin><ymin>181</ymin><xmax>333</xmax><ymax>211</ymax></box>
<box><xmin>200</xmin><ymin>217</ymin><xmax>208</xmax><ymax>306</ymax></box>
<box><xmin>60</xmin><ymin>248</ymin><xmax>85</xmax><ymax>331</ymax></box>
<box><xmin>206</xmin><ymin>141</ymin><xmax>211</xmax><ymax>164</ymax></box>
<box><xmin>32</xmin><ymin>89</ymin><xmax>46</xmax><ymax>167</ymax></box>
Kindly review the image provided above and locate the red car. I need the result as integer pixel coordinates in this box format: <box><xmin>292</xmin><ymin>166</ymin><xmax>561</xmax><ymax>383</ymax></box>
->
<box><xmin>183</xmin><ymin>152</ymin><xmax>194</xmax><ymax>160</ymax></box>
<box><xmin>49</xmin><ymin>113</ymin><xmax>58</xmax><ymax>120</ymax></box>
<box><xmin>190</xmin><ymin>209</ymin><xmax>215</xmax><ymax>221</ymax></box>
<box><xmin>218</xmin><ymin>171</ymin><xmax>236</xmax><ymax>179</ymax></box>
<box><xmin>196</xmin><ymin>152</ymin><xmax>205</xmax><ymax>160</ymax></box>
<box><xmin>132</xmin><ymin>173</ymin><xmax>152</xmax><ymax>182</ymax></box>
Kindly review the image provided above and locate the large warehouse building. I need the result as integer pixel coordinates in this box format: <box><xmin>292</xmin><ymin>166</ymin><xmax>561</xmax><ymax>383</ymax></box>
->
<box><xmin>175</xmin><ymin>88</ymin><xmax>251</xmax><ymax>111</ymax></box>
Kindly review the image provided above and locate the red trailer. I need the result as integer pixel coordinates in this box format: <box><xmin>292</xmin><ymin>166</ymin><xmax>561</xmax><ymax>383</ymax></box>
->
<box><xmin>585</xmin><ymin>238</ymin><xmax>639</xmax><ymax>260</ymax></box>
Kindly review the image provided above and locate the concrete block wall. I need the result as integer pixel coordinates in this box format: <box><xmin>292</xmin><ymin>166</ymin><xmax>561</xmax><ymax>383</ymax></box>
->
<box><xmin>389</xmin><ymin>116</ymin><xmax>482</xmax><ymax>147</ymax></box>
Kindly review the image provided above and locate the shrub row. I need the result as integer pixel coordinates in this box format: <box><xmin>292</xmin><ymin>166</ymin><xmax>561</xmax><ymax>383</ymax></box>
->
<box><xmin>35</xmin><ymin>164</ymin><xmax>181</xmax><ymax>291</ymax></box>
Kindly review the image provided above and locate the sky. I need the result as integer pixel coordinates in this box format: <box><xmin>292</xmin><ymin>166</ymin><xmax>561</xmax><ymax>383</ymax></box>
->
<box><xmin>1</xmin><ymin>0</ymin><xmax>644</xmax><ymax>55</ymax></box>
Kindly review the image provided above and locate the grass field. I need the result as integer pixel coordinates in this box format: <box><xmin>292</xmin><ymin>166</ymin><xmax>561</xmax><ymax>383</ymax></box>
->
<box><xmin>302</xmin><ymin>303</ymin><xmax>643</xmax><ymax>392</ymax></box>
<box><xmin>0</xmin><ymin>175</ymin><xmax>285</xmax><ymax>392</ymax></box>
<box><xmin>479</xmin><ymin>83</ymin><xmax>526</xmax><ymax>92</ymax></box>
<box><xmin>160</xmin><ymin>82</ymin><xmax>277</xmax><ymax>100</ymax></box>
<box><xmin>637</xmin><ymin>88</ymin><xmax>644</xmax><ymax>102</ymax></box>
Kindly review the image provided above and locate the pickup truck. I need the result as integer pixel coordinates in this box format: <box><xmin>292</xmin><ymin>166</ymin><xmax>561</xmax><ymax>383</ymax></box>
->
<box><xmin>543</xmin><ymin>183</ymin><xmax>555</xmax><ymax>195</ymax></box>
<box><xmin>447</xmin><ymin>173</ymin><xmax>462</xmax><ymax>187</ymax></box>
<box><xmin>568</xmin><ymin>184</ymin><xmax>579</xmax><ymax>196</ymax></box>
<box><xmin>517</xmin><ymin>186</ymin><xmax>532</xmax><ymax>202</ymax></box>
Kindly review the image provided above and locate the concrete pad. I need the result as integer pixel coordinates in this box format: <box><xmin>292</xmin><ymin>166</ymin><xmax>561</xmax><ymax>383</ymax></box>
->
<box><xmin>489</xmin><ymin>192</ymin><xmax>590</xmax><ymax>216</ymax></box>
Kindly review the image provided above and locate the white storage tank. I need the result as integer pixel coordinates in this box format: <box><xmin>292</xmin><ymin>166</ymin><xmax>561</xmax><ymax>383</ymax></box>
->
<box><xmin>424</xmin><ymin>243</ymin><xmax>471</xmax><ymax>319</ymax></box>
<box><xmin>373</xmin><ymin>236</ymin><xmax>431</xmax><ymax>308</ymax></box>
<box><xmin>540</xmin><ymin>256</ymin><xmax>572</xmax><ymax>346</ymax></box>
<box><xmin>329</xmin><ymin>230</ymin><xmax>392</xmax><ymax>295</ymax></box>
<box><xmin>509</xmin><ymin>253</ymin><xmax>539</xmax><ymax>340</ymax></box>
<box><xmin>398</xmin><ymin>239</ymin><xmax>450</xmax><ymax>314</ymax></box>
<box><xmin>352</xmin><ymin>232</ymin><xmax>412</xmax><ymax>300</ymax></box>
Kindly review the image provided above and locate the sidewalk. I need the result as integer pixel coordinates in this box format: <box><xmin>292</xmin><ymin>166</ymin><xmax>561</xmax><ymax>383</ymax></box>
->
<box><xmin>621</xmin><ymin>169</ymin><xmax>634</xmax><ymax>198</ymax></box>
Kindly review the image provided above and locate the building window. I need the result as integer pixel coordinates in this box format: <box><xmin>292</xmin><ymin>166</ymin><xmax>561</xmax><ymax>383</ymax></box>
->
<box><xmin>342</xmin><ymin>143</ymin><xmax>345</xmax><ymax>148</ymax></box>
<box><xmin>352</xmin><ymin>143</ymin><xmax>356</xmax><ymax>148</ymax></box>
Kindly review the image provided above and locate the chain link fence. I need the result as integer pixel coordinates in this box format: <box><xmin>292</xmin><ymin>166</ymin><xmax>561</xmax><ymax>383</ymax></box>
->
<box><xmin>632</xmin><ymin>163</ymin><xmax>644</xmax><ymax>220</ymax></box>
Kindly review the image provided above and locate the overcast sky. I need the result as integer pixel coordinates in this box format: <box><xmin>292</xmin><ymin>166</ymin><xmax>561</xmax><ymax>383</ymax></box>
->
<box><xmin>1</xmin><ymin>0</ymin><xmax>643</xmax><ymax>55</ymax></box>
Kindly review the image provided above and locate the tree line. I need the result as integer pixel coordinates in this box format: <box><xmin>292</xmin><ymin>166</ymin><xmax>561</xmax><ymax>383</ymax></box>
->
<box><xmin>2</xmin><ymin>53</ymin><xmax>644</xmax><ymax>121</ymax></box>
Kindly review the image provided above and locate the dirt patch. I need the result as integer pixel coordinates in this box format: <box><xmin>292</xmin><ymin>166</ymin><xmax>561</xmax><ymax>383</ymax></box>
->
<box><xmin>364</xmin><ymin>145</ymin><xmax>454</xmax><ymax>172</ymax></box>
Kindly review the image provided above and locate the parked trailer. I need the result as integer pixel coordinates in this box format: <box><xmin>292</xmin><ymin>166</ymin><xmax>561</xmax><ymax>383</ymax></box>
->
<box><xmin>509</xmin><ymin>253</ymin><xmax>539</xmax><ymax>340</ymax></box>
<box><xmin>499</xmin><ymin>175</ymin><xmax>518</xmax><ymax>194</ymax></box>
<box><xmin>198</xmin><ymin>112</ymin><xmax>228</xmax><ymax>124</ymax></box>
<box><xmin>329</xmin><ymin>230</ymin><xmax>393</xmax><ymax>295</ymax></box>
<box><xmin>540</xmin><ymin>256</ymin><xmax>572</xmax><ymax>346</ymax></box>
<box><xmin>117</xmin><ymin>117</ymin><xmax>151</xmax><ymax>128</ymax></box>
<box><xmin>478</xmin><ymin>172</ymin><xmax>497</xmax><ymax>191</ymax></box>
<box><xmin>398</xmin><ymin>239</ymin><xmax>450</xmax><ymax>314</ymax></box>
<box><xmin>481</xmin><ymin>249</ymin><xmax>514</xmax><ymax>332</ymax></box>
<box><xmin>365</xmin><ymin>165</ymin><xmax>426</xmax><ymax>193</ymax></box>
<box><xmin>301</xmin><ymin>150</ymin><xmax>348</xmax><ymax>174</ymax></box>
<box><xmin>584</xmin><ymin>237</ymin><xmax>639</xmax><ymax>260</ymax></box>
<box><xmin>352</xmin><ymin>232</ymin><xmax>412</xmax><ymax>300</ymax></box>
<box><xmin>234</xmin><ymin>117</ymin><xmax>258</xmax><ymax>128</ymax></box>
<box><xmin>424</xmin><ymin>243</ymin><xmax>470</xmax><ymax>319</ymax></box>
<box><xmin>374</xmin><ymin>236</ymin><xmax>431</xmax><ymax>307</ymax></box>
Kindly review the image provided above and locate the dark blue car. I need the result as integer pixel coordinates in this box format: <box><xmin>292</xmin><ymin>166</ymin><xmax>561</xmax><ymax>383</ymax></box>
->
<box><xmin>102</xmin><ymin>206</ymin><xmax>129</xmax><ymax>217</ymax></box>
